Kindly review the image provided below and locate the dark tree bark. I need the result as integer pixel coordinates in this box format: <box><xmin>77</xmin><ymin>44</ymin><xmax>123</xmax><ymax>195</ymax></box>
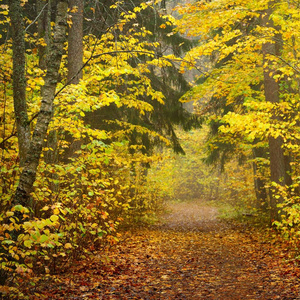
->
<box><xmin>13</xmin><ymin>1</ymin><xmax>68</xmax><ymax>206</ymax></box>
<box><xmin>62</xmin><ymin>0</ymin><xmax>84</xmax><ymax>162</ymax></box>
<box><xmin>262</xmin><ymin>2</ymin><xmax>292</xmax><ymax>220</ymax></box>
<box><xmin>37</xmin><ymin>0</ymin><xmax>51</xmax><ymax>70</ymax></box>
<box><xmin>67</xmin><ymin>0</ymin><xmax>84</xmax><ymax>84</ymax></box>
<box><xmin>9</xmin><ymin>0</ymin><xmax>31</xmax><ymax>166</ymax></box>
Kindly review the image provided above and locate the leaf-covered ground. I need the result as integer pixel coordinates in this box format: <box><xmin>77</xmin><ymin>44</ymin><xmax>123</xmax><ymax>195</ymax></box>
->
<box><xmin>32</xmin><ymin>201</ymin><xmax>300</xmax><ymax>299</ymax></box>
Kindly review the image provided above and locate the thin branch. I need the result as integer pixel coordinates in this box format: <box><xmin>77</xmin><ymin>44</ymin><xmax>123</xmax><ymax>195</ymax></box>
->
<box><xmin>0</xmin><ymin>132</ymin><xmax>17</xmax><ymax>149</ymax></box>
<box><xmin>54</xmin><ymin>37</ymin><xmax>100</xmax><ymax>97</ymax></box>
<box><xmin>55</xmin><ymin>49</ymin><xmax>156</xmax><ymax>97</ymax></box>
<box><xmin>0</xmin><ymin>113</ymin><xmax>39</xmax><ymax>149</ymax></box>
<box><xmin>25</xmin><ymin>2</ymin><xmax>48</xmax><ymax>32</ymax></box>
<box><xmin>277</xmin><ymin>55</ymin><xmax>300</xmax><ymax>75</ymax></box>
<box><xmin>54</xmin><ymin>48</ymin><xmax>211</xmax><ymax>98</ymax></box>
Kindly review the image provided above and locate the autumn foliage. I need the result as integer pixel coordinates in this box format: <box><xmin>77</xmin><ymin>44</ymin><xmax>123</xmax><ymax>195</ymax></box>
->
<box><xmin>176</xmin><ymin>0</ymin><xmax>300</xmax><ymax>238</ymax></box>
<box><xmin>2</xmin><ymin>0</ymin><xmax>300</xmax><ymax>298</ymax></box>
<box><xmin>0</xmin><ymin>1</ymin><xmax>178</xmax><ymax>296</ymax></box>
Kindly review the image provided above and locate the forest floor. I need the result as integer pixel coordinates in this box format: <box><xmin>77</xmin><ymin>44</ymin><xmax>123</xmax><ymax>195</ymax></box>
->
<box><xmin>33</xmin><ymin>200</ymin><xmax>300</xmax><ymax>299</ymax></box>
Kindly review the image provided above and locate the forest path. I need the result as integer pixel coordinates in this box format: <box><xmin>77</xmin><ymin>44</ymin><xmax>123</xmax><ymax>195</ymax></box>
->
<box><xmin>36</xmin><ymin>200</ymin><xmax>300</xmax><ymax>299</ymax></box>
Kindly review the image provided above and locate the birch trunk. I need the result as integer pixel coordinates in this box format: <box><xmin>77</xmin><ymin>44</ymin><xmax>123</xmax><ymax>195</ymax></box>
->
<box><xmin>13</xmin><ymin>1</ymin><xmax>68</xmax><ymax>206</ymax></box>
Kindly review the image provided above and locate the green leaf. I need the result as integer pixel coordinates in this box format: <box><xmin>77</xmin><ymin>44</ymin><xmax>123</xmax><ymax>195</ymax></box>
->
<box><xmin>24</xmin><ymin>240</ymin><xmax>32</xmax><ymax>248</ymax></box>
<box><xmin>40</xmin><ymin>234</ymin><xmax>48</xmax><ymax>243</ymax></box>
<box><xmin>65</xmin><ymin>207</ymin><xmax>73</xmax><ymax>214</ymax></box>
<box><xmin>2</xmin><ymin>240</ymin><xmax>14</xmax><ymax>245</ymax></box>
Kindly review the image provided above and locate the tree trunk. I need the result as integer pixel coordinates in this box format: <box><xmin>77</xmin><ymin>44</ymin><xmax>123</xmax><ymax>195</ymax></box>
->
<box><xmin>37</xmin><ymin>0</ymin><xmax>59</xmax><ymax>193</ymax></box>
<box><xmin>10</xmin><ymin>0</ymin><xmax>30</xmax><ymax>167</ymax></box>
<box><xmin>37</xmin><ymin>0</ymin><xmax>51</xmax><ymax>70</ymax></box>
<box><xmin>262</xmin><ymin>2</ymin><xmax>292</xmax><ymax>220</ymax></box>
<box><xmin>67</xmin><ymin>0</ymin><xmax>84</xmax><ymax>84</ymax></box>
<box><xmin>60</xmin><ymin>0</ymin><xmax>84</xmax><ymax>162</ymax></box>
<box><xmin>13</xmin><ymin>1</ymin><xmax>68</xmax><ymax>207</ymax></box>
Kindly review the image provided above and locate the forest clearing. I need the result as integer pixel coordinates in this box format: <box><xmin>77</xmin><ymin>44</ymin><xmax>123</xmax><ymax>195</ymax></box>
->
<box><xmin>2</xmin><ymin>0</ymin><xmax>300</xmax><ymax>299</ymax></box>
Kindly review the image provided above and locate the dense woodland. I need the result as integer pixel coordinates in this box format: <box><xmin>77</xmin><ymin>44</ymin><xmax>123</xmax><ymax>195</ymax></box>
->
<box><xmin>1</xmin><ymin>0</ymin><xmax>300</xmax><ymax>298</ymax></box>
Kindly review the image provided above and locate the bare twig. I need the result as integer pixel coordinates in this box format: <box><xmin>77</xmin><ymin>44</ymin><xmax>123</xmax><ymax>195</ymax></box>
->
<box><xmin>25</xmin><ymin>2</ymin><xmax>48</xmax><ymax>32</ymax></box>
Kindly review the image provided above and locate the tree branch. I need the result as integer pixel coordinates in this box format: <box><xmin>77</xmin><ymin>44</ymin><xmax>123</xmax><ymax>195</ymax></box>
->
<box><xmin>25</xmin><ymin>2</ymin><xmax>48</xmax><ymax>32</ymax></box>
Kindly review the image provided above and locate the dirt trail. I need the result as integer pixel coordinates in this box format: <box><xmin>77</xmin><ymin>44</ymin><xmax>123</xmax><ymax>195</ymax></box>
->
<box><xmin>160</xmin><ymin>200</ymin><xmax>221</xmax><ymax>231</ymax></box>
<box><xmin>37</xmin><ymin>200</ymin><xmax>300</xmax><ymax>299</ymax></box>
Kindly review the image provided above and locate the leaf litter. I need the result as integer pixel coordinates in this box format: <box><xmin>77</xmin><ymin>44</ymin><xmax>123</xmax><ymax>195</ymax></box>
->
<box><xmin>32</xmin><ymin>200</ymin><xmax>300</xmax><ymax>299</ymax></box>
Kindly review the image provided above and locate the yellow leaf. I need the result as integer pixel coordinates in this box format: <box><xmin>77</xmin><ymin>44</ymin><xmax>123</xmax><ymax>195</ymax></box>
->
<box><xmin>50</xmin><ymin>215</ymin><xmax>59</xmax><ymax>222</ymax></box>
<box><xmin>64</xmin><ymin>243</ymin><xmax>72</xmax><ymax>249</ymax></box>
<box><xmin>53</xmin><ymin>208</ymin><xmax>60</xmax><ymax>215</ymax></box>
